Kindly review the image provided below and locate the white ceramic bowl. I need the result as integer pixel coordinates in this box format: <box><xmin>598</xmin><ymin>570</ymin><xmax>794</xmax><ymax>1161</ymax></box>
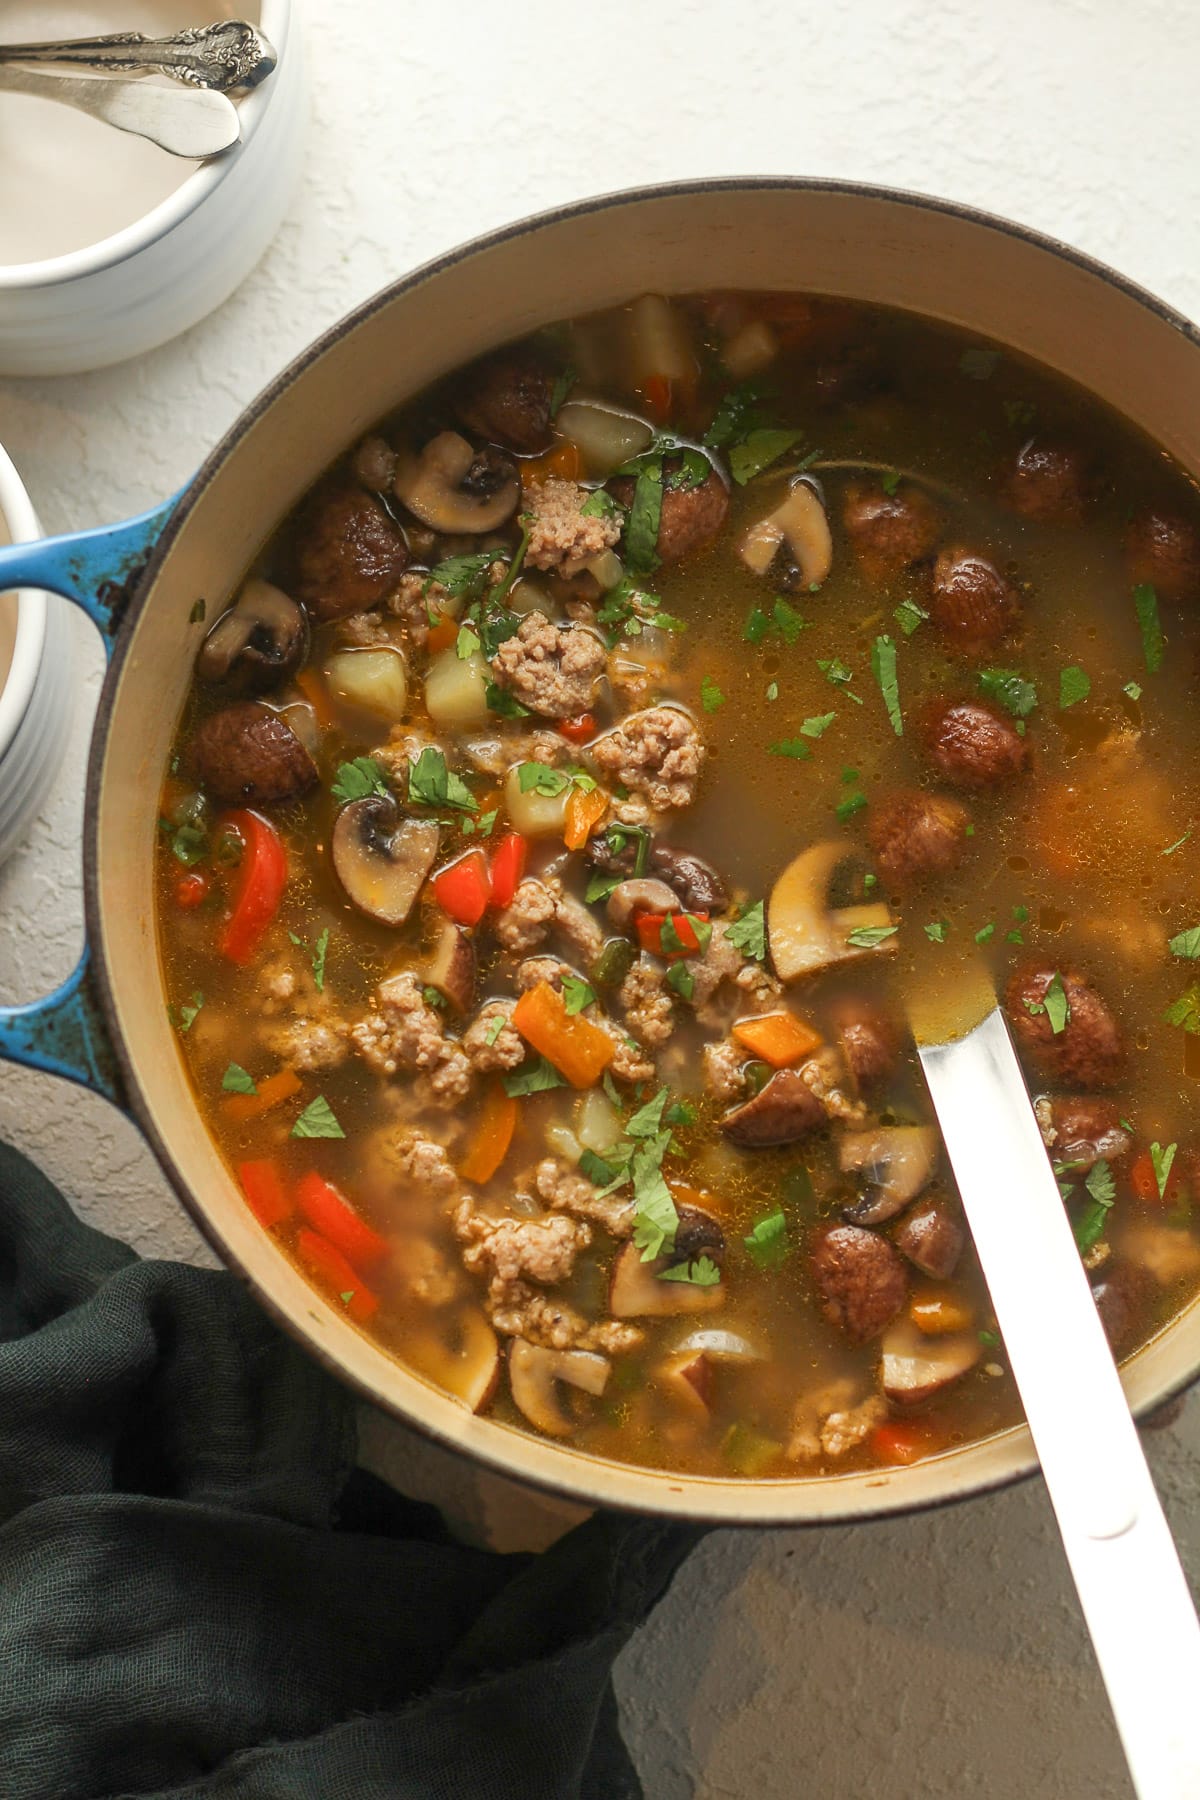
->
<box><xmin>0</xmin><ymin>0</ymin><xmax>305</xmax><ymax>376</ymax></box>
<box><xmin>0</xmin><ymin>444</ymin><xmax>71</xmax><ymax>864</ymax></box>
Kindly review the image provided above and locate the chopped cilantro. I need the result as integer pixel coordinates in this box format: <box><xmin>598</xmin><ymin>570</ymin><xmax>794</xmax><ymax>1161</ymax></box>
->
<box><xmin>726</xmin><ymin>900</ymin><xmax>767</xmax><ymax>962</ymax></box>
<box><xmin>595</xmin><ymin>577</ymin><xmax>683</xmax><ymax>647</ymax></box>
<box><xmin>1164</xmin><ymin>985</ymin><xmax>1200</xmax><ymax>1033</ymax></box>
<box><xmin>817</xmin><ymin>657</ymin><xmax>864</xmax><ymax>703</ymax></box>
<box><xmin>1170</xmin><ymin>926</ymin><xmax>1200</xmax><ymax>960</ymax></box>
<box><xmin>408</xmin><ymin>747</ymin><xmax>475</xmax><ymax>813</ymax></box>
<box><xmin>485</xmin><ymin>680</ymin><xmax>530</xmax><ymax>719</ymax></box>
<box><xmin>1073</xmin><ymin>1192</ymin><xmax>1113</xmax><ymax>1253</ymax></box>
<box><xmin>659</xmin><ymin>913</ymin><xmax>712</xmax><ymax>956</ymax></box>
<box><xmin>743</xmin><ymin>594</ymin><xmax>808</xmax><ymax>646</ymax></box>
<box><xmin>925</xmin><ymin>921</ymin><xmax>949</xmax><ymax>943</ymax></box>
<box><xmin>700</xmin><ymin>675</ymin><xmax>726</xmax><ymax>713</ymax></box>
<box><xmin>846</xmin><ymin>925</ymin><xmax>897</xmax><ymax>949</ymax></box>
<box><xmin>170</xmin><ymin>823</ymin><xmax>207</xmax><ymax>867</ymax></box>
<box><xmin>1133</xmin><ymin>582</ymin><xmax>1165</xmax><ymax>674</ymax></box>
<box><xmin>743</xmin><ymin>1208</ymin><xmax>788</xmax><ymax>1269</ymax></box>
<box><xmin>979</xmin><ymin>1329</ymin><xmax>1001</xmax><ymax>1349</ymax></box>
<box><xmin>977</xmin><ymin>668</ymin><xmax>1038</xmax><ymax>719</ymax></box>
<box><xmin>1013</xmin><ymin>905</ymin><xmax>1029</xmax><ymax>923</ymax></box>
<box><xmin>659</xmin><ymin>1255</ymin><xmax>722</xmax><ymax>1287</ymax></box>
<box><xmin>631</xmin><ymin>1174</ymin><xmax>679</xmax><ymax>1263</ymax></box>
<box><xmin>666</xmin><ymin>961</ymin><xmax>695</xmax><ymax>1000</ymax></box>
<box><xmin>221</xmin><ymin>1062</ymin><xmax>257</xmax><ymax>1095</ymax></box>
<box><xmin>871</xmin><ymin>634</ymin><xmax>902</xmax><ymax>735</ymax></box>
<box><xmin>1085</xmin><ymin>1159</ymin><xmax>1117</xmax><ymax>1205</ymax></box>
<box><xmin>624</xmin><ymin>466</ymin><xmax>664</xmax><ymax>575</ymax></box>
<box><xmin>1006</xmin><ymin>929</ymin><xmax>1025</xmax><ymax>945</ymax></box>
<box><xmin>339</xmin><ymin>1290</ymin><xmax>356</xmax><ymax>1306</ymax></box>
<box><xmin>836</xmin><ymin>793</ymin><xmax>867</xmax><ymax>824</ymax></box>
<box><xmin>549</xmin><ymin>366</ymin><xmax>576</xmax><ymax>416</ymax></box>
<box><xmin>518</xmin><ymin>761</ymin><xmax>571</xmax><ymax>797</ymax></box>
<box><xmin>1163</xmin><ymin>827</ymin><xmax>1193</xmax><ymax>857</ymax></box>
<box><xmin>799</xmin><ymin>712</ymin><xmax>836</xmax><ymax>739</ymax></box>
<box><xmin>768</xmin><ymin>738</ymin><xmax>812</xmax><ymax>760</ymax></box>
<box><xmin>331</xmin><ymin>757</ymin><xmax>390</xmax><ymax>805</ymax></box>
<box><xmin>729</xmin><ymin>428</ymin><xmax>805</xmax><ymax>485</ymax></box>
<box><xmin>1058</xmin><ymin>664</ymin><xmax>1091</xmax><ymax>709</ymax></box>
<box><xmin>880</xmin><ymin>468</ymin><xmax>901</xmax><ymax>496</ymax></box>
<box><xmin>486</xmin><ymin>519</ymin><xmax>532</xmax><ymax>609</ymax></box>
<box><xmin>579</xmin><ymin>486</ymin><xmax>621</xmax><ymax>521</ymax></box>
<box><xmin>455</xmin><ymin>623</ymin><xmax>482</xmax><ymax>659</ymax></box>
<box><xmin>974</xmin><ymin>923</ymin><xmax>995</xmax><ymax>945</ymax></box>
<box><xmin>428</xmin><ymin>549</ymin><xmax>504</xmax><ymax>602</ymax></box>
<box><xmin>483</xmin><ymin>1014</ymin><xmax>507</xmax><ymax>1048</ymax></box>
<box><xmin>173</xmin><ymin>990</ymin><xmax>204</xmax><ymax>1034</ymax></box>
<box><xmin>703</xmin><ymin>378</ymin><xmax>771</xmax><ymax>448</ymax></box>
<box><xmin>475</xmin><ymin>605</ymin><xmax>522</xmax><ymax>658</ymax></box>
<box><xmin>1151</xmin><ymin>1141</ymin><xmax>1179</xmax><ymax>1199</ymax></box>
<box><xmin>1043</xmin><ymin>973</ymin><xmax>1071</xmax><ymax>1035</ymax></box>
<box><xmin>504</xmin><ymin>1057</ymin><xmax>568</xmax><ymax>1096</ymax></box>
<box><xmin>894</xmin><ymin>597</ymin><xmax>928</xmax><ymax>637</ymax></box>
<box><xmin>422</xmin><ymin>985</ymin><xmax>447</xmax><ymax>1010</ymax></box>
<box><xmin>291</xmin><ymin>1096</ymin><xmax>345</xmax><ymax>1140</ymax></box>
<box><xmin>561</xmin><ymin>974</ymin><xmax>596</xmax><ymax>1015</ymax></box>
<box><xmin>1124</xmin><ymin>679</ymin><xmax>1143</xmax><ymax>702</ymax></box>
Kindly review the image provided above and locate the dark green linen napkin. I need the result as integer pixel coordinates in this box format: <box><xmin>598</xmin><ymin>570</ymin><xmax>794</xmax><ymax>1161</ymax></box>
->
<box><xmin>0</xmin><ymin>1143</ymin><xmax>701</xmax><ymax>1800</ymax></box>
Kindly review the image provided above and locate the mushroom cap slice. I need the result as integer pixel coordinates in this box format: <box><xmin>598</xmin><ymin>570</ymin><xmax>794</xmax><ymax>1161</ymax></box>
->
<box><xmin>839</xmin><ymin>1125</ymin><xmax>940</xmax><ymax>1225</ymax></box>
<box><xmin>671</xmin><ymin>1326</ymin><xmax>765</xmax><ymax>1363</ymax></box>
<box><xmin>720</xmin><ymin>1068</ymin><xmax>825</xmax><ymax>1148</ymax></box>
<box><xmin>394</xmin><ymin>431</ymin><xmax>520</xmax><ymax>535</ymax></box>
<box><xmin>880</xmin><ymin>1316</ymin><xmax>981</xmax><ymax>1405</ymax></box>
<box><xmin>508</xmin><ymin>1340</ymin><xmax>610</xmax><ymax>1436</ymax></box>
<box><xmin>655</xmin><ymin>1349</ymin><xmax>714</xmax><ymax>1414</ymax></box>
<box><xmin>609</xmin><ymin>1242</ymin><xmax>725</xmax><ymax>1318</ymax></box>
<box><xmin>424</xmin><ymin>921</ymin><xmax>476</xmax><ymax>1014</ymax></box>
<box><xmin>738</xmin><ymin>479</ymin><xmax>833</xmax><ymax>586</ymax></box>
<box><xmin>606</xmin><ymin>877</ymin><xmax>679</xmax><ymax>928</ymax></box>
<box><xmin>197</xmin><ymin>579</ymin><xmax>310</xmax><ymax>696</ymax></box>
<box><xmin>768</xmin><ymin>840</ymin><xmax>898</xmax><ymax>982</ymax></box>
<box><xmin>410</xmin><ymin>1310</ymin><xmax>501</xmax><ymax>1412</ymax></box>
<box><xmin>331</xmin><ymin>795</ymin><xmax>439</xmax><ymax>927</ymax></box>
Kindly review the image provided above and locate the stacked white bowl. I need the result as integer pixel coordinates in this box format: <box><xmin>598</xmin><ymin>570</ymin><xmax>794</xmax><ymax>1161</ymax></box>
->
<box><xmin>0</xmin><ymin>446</ymin><xmax>71</xmax><ymax>866</ymax></box>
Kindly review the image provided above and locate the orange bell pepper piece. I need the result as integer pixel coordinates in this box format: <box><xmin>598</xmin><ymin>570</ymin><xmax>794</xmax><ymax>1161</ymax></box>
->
<box><xmin>520</xmin><ymin>441</ymin><xmax>583</xmax><ymax>486</ymax></box>
<box><xmin>426</xmin><ymin>613</ymin><xmax>459</xmax><ymax>653</ymax></box>
<box><xmin>511</xmin><ymin>981</ymin><xmax>616</xmax><ymax>1088</ymax></box>
<box><xmin>294</xmin><ymin>666</ymin><xmax>334</xmax><ymax>731</ymax></box>
<box><xmin>459</xmin><ymin>1082</ymin><xmax>519</xmax><ymax>1183</ymax></box>
<box><xmin>869</xmin><ymin>1418</ymin><xmax>945</xmax><ymax>1467</ymax></box>
<box><xmin>731</xmin><ymin>1011</ymin><xmax>822</xmax><ymax>1068</ymax></box>
<box><xmin>222</xmin><ymin>1066</ymin><xmax>303</xmax><ymax>1123</ymax></box>
<box><xmin>564</xmin><ymin>785</ymin><xmax>608</xmax><ymax>851</ymax></box>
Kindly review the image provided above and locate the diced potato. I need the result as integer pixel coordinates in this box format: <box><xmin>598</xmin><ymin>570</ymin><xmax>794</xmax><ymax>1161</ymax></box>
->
<box><xmin>582</xmin><ymin>549</ymin><xmax>624</xmax><ymax>592</ymax></box>
<box><xmin>545</xmin><ymin>1122</ymin><xmax>583</xmax><ymax>1163</ymax></box>
<box><xmin>557</xmin><ymin>400</ymin><xmax>653</xmax><ymax>478</ymax></box>
<box><xmin>508</xmin><ymin>575</ymin><xmax>561</xmax><ymax>619</ymax></box>
<box><xmin>325</xmin><ymin>647</ymin><xmax>408</xmax><ymax>720</ymax></box>
<box><xmin>576</xmin><ymin>1088</ymin><xmax>622</xmax><ymax>1155</ymax></box>
<box><xmin>722</xmin><ymin>319</ymin><xmax>779</xmax><ymax>378</ymax></box>
<box><xmin>504</xmin><ymin>764</ymin><xmax>571</xmax><ymax>837</ymax></box>
<box><xmin>425</xmin><ymin>647</ymin><xmax>491</xmax><ymax>729</ymax></box>
<box><xmin>627</xmin><ymin>293</ymin><xmax>695</xmax><ymax>385</ymax></box>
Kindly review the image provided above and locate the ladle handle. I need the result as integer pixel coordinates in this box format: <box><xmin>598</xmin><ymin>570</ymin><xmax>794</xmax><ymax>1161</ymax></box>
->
<box><xmin>0</xmin><ymin>499</ymin><xmax>178</xmax><ymax>1108</ymax></box>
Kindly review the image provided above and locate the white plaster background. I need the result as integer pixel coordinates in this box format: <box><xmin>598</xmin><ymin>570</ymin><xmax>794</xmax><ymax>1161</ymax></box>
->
<box><xmin>1</xmin><ymin>1</ymin><xmax>1198</xmax><ymax>1792</ymax></box>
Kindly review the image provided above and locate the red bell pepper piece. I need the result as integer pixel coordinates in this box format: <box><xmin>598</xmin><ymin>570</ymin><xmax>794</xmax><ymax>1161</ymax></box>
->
<box><xmin>295</xmin><ymin>1171</ymin><xmax>389</xmax><ymax>1272</ymax></box>
<box><xmin>219</xmin><ymin>811</ymin><xmax>288</xmax><ymax>965</ymax></box>
<box><xmin>634</xmin><ymin>910</ymin><xmax>709</xmax><ymax>958</ymax></box>
<box><xmin>296</xmin><ymin>1228</ymin><xmax>380</xmax><ymax>1324</ymax></box>
<box><xmin>557</xmin><ymin>712</ymin><xmax>597</xmax><ymax>745</ymax></box>
<box><xmin>433</xmin><ymin>848</ymin><xmax>492</xmax><ymax>926</ymax></box>
<box><xmin>237</xmin><ymin>1158</ymin><xmax>290</xmax><ymax>1230</ymax></box>
<box><xmin>1130</xmin><ymin>1148</ymin><xmax>1185</xmax><ymax>1207</ymax></box>
<box><xmin>488</xmin><ymin>832</ymin><xmax>528</xmax><ymax>910</ymax></box>
<box><xmin>642</xmin><ymin>374</ymin><xmax>673</xmax><ymax>422</ymax></box>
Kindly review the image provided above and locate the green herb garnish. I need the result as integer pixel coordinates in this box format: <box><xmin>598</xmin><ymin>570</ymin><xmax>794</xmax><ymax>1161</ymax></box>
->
<box><xmin>894</xmin><ymin>597</ymin><xmax>928</xmax><ymax>637</ymax></box>
<box><xmin>729</xmin><ymin>428</ymin><xmax>805</xmax><ymax>485</ymax></box>
<box><xmin>700</xmin><ymin>675</ymin><xmax>726</xmax><ymax>713</ymax></box>
<box><xmin>743</xmin><ymin>1208</ymin><xmax>788</xmax><ymax>1269</ymax></box>
<box><xmin>1043</xmin><ymin>973</ymin><xmax>1071</xmax><ymax>1035</ymax></box>
<box><xmin>504</xmin><ymin>1057</ymin><xmax>568</xmax><ymax>1096</ymax></box>
<box><xmin>292</xmin><ymin>1096</ymin><xmax>345</xmax><ymax>1140</ymax></box>
<box><xmin>1133</xmin><ymin>582</ymin><xmax>1165</xmax><ymax>674</ymax></box>
<box><xmin>561</xmin><ymin>975</ymin><xmax>597</xmax><ymax>1015</ymax></box>
<box><xmin>659</xmin><ymin>1255</ymin><xmax>722</xmax><ymax>1287</ymax></box>
<box><xmin>846</xmin><ymin>925</ymin><xmax>897</xmax><ymax>949</ymax></box>
<box><xmin>1058</xmin><ymin>665</ymin><xmax>1091</xmax><ymax>709</ymax></box>
<box><xmin>871</xmin><ymin>634</ymin><xmax>902</xmax><ymax>735</ymax></box>
<box><xmin>977</xmin><ymin>668</ymin><xmax>1038</xmax><ymax>720</ymax></box>
<box><xmin>726</xmin><ymin>901</ymin><xmax>766</xmax><ymax>962</ymax></box>
<box><xmin>332</xmin><ymin>756</ymin><xmax>390</xmax><ymax>805</ymax></box>
<box><xmin>408</xmin><ymin>747</ymin><xmax>476</xmax><ymax>813</ymax></box>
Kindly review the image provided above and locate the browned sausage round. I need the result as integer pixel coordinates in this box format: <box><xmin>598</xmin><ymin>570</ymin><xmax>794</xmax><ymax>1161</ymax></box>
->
<box><xmin>1003</xmin><ymin>439</ymin><xmax>1091</xmax><ymax>524</ymax></box>
<box><xmin>892</xmin><ymin>1197</ymin><xmax>965</xmax><ymax>1281</ymax></box>
<box><xmin>918</xmin><ymin>697</ymin><xmax>1029</xmax><ymax>790</ymax></box>
<box><xmin>611</xmin><ymin>459</ymin><xmax>730</xmax><ymax>565</ymax></box>
<box><xmin>928</xmin><ymin>547</ymin><xmax>1022</xmax><ymax>653</ymax></box>
<box><xmin>811</xmin><ymin>1223</ymin><xmax>908</xmax><ymax>1343</ymax></box>
<box><xmin>867</xmin><ymin>790</ymin><xmax>971</xmax><ymax>890</ymax></box>
<box><xmin>1091</xmin><ymin>1261</ymin><xmax>1153</xmax><ymax>1354</ymax></box>
<box><xmin>827</xmin><ymin>996</ymin><xmax>899</xmax><ymax>1089</ymax></box>
<box><xmin>841</xmin><ymin>478</ymin><xmax>941</xmax><ymax>581</ymax></box>
<box><xmin>1123</xmin><ymin>508</ymin><xmax>1200</xmax><ymax>603</ymax></box>
<box><xmin>1004</xmin><ymin>964</ymin><xmax>1125</xmax><ymax>1088</ymax></box>
<box><xmin>293</xmin><ymin>485</ymin><xmax>409</xmax><ymax>622</ymax></box>
<box><xmin>190</xmin><ymin>702</ymin><xmax>317</xmax><ymax>806</ymax></box>
<box><xmin>455</xmin><ymin>352</ymin><xmax>554</xmax><ymax>455</ymax></box>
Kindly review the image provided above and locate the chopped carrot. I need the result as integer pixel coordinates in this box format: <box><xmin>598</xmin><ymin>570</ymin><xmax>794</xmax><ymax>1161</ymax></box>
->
<box><xmin>296</xmin><ymin>1228</ymin><xmax>379</xmax><ymax>1324</ymax></box>
<box><xmin>564</xmin><ymin>785</ymin><xmax>608</xmax><ymax>851</ymax></box>
<box><xmin>641</xmin><ymin>374</ymin><xmax>673</xmax><ymax>422</ymax></box>
<box><xmin>870</xmin><ymin>1418</ymin><xmax>944</xmax><ymax>1467</ymax></box>
<box><xmin>294</xmin><ymin>666</ymin><xmax>335</xmax><ymax>731</ymax></box>
<box><xmin>460</xmin><ymin>1082</ymin><xmax>519</xmax><ymax>1183</ymax></box>
<box><xmin>731</xmin><ymin>1011</ymin><xmax>822</xmax><ymax>1068</ymax></box>
<box><xmin>520</xmin><ymin>440</ymin><xmax>583</xmax><ymax>486</ymax></box>
<box><xmin>1130</xmin><ymin>1148</ymin><xmax>1185</xmax><ymax>1207</ymax></box>
<box><xmin>296</xmin><ymin>1171</ymin><xmax>389</xmax><ymax>1271</ymax></box>
<box><xmin>511</xmin><ymin>981</ymin><xmax>616</xmax><ymax>1089</ymax></box>
<box><xmin>909</xmin><ymin>1290</ymin><xmax>975</xmax><ymax>1336</ymax></box>
<box><xmin>222</xmin><ymin>1066</ymin><xmax>303</xmax><ymax>1123</ymax></box>
<box><xmin>238</xmin><ymin>1158</ymin><xmax>290</xmax><ymax>1230</ymax></box>
<box><xmin>426</xmin><ymin>613</ymin><xmax>459</xmax><ymax>653</ymax></box>
<box><xmin>558</xmin><ymin>712</ymin><xmax>598</xmax><ymax>745</ymax></box>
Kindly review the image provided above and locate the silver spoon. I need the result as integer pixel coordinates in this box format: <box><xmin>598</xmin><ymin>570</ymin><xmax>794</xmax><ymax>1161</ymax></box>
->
<box><xmin>0</xmin><ymin>63</ymin><xmax>240</xmax><ymax>158</ymax></box>
<box><xmin>914</xmin><ymin>986</ymin><xmax>1200</xmax><ymax>1799</ymax></box>
<box><xmin>0</xmin><ymin>20</ymin><xmax>275</xmax><ymax>91</ymax></box>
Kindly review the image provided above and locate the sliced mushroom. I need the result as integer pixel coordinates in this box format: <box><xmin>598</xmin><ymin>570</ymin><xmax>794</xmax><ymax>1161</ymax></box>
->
<box><xmin>609</xmin><ymin>1242</ymin><xmax>725</xmax><ymax>1318</ymax></box>
<box><xmin>508</xmin><ymin>1339</ymin><xmax>610</xmax><ymax>1436</ymax></box>
<box><xmin>893</xmin><ymin>1196</ymin><xmax>965</xmax><ymax>1280</ymax></box>
<box><xmin>393</xmin><ymin>431</ymin><xmax>519</xmax><ymax>535</ymax></box>
<box><xmin>720</xmin><ymin>1067</ymin><xmax>825</xmax><ymax>1147</ymax></box>
<box><xmin>880</xmin><ymin>1316</ymin><xmax>980</xmax><ymax>1404</ymax></box>
<box><xmin>606</xmin><ymin>877</ymin><xmax>679</xmax><ymax>929</ymax></box>
<box><xmin>839</xmin><ymin>1125</ymin><xmax>939</xmax><ymax>1225</ymax></box>
<box><xmin>768</xmin><ymin>841</ymin><xmax>898</xmax><ymax>982</ymax></box>
<box><xmin>424</xmin><ymin>921</ymin><xmax>476</xmax><ymax>1014</ymax></box>
<box><xmin>410</xmin><ymin>1310</ymin><xmax>501</xmax><ymax>1413</ymax></box>
<box><xmin>650</xmin><ymin>846</ymin><xmax>728</xmax><ymax>912</ymax></box>
<box><xmin>673</xmin><ymin>1205</ymin><xmax>727</xmax><ymax>1264</ymax></box>
<box><xmin>738</xmin><ymin>479</ymin><xmax>833</xmax><ymax>586</ymax></box>
<box><xmin>197</xmin><ymin>579</ymin><xmax>310</xmax><ymax>695</ymax></box>
<box><xmin>655</xmin><ymin>1349</ymin><xmax>714</xmax><ymax>1414</ymax></box>
<box><xmin>672</xmin><ymin>1326</ymin><xmax>766</xmax><ymax>1363</ymax></box>
<box><xmin>331</xmin><ymin>795</ymin><xmax>439</xmax><ymax>926</ymax></box>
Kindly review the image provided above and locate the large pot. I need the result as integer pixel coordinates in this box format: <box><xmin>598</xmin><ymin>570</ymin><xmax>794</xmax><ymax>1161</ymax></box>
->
<box><xmin>3</xmin><ymin>180</ymin><xmax>1199</xmax><ymax>1525</ymax></box>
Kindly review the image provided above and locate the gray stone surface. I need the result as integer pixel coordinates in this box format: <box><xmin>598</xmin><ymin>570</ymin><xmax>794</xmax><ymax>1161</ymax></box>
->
<box><xmin>3</xmin><ymin>4</ymin><xmax>1197</xmax><ymax>1792</ymax></box>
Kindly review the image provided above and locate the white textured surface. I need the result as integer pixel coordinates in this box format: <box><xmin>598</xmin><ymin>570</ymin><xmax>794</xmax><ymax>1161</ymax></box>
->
<box><xmin>1</xmin><ymin>3</ymin><xmax>1198</xmax><ymax>1792</ymax></box>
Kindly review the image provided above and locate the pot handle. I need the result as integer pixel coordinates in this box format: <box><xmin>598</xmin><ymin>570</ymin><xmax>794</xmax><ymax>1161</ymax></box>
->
<box><xmin>0</xmin><ymin>497</ymin><xmax>180</xmax><ymax>1108</ymax></box>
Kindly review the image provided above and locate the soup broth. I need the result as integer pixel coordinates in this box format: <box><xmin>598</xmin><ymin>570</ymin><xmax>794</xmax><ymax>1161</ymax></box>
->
<box><xmin>156</xmin><ymin>292</ymin><xmax>1200</xmax><ymax>1479</ymax></box>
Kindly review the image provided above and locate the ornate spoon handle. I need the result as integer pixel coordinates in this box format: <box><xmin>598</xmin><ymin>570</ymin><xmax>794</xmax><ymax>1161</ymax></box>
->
<box><xmin>0</xmin><ymin>21</ymin><xmax>276</xmax><ymax>92</ymax></box>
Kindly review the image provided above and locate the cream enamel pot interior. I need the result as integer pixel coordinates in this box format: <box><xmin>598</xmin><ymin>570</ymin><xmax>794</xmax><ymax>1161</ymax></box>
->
<box><xmin>2</xmin><ymin>179</ymin><xmax>1200</xmax><ymax>1524</ymax></box>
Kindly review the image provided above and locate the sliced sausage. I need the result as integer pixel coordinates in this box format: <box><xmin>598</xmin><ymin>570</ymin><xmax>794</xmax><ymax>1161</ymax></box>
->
<box><xmin>811</xmin><ymin>1223</ymin><xmax>908</xmax><ymax>1343</ymax></box>
<box><xmin>455</xmin><ymin>351</ymin><xmax>555</xmax><ymax>455</ymax></box>
<box><xmin>841</xmin><ymin>479</ymin><xmax>941</xmax><ymax>582</ymax></box>
<box><xmin>867</xmin><ymin>790</ymin><xmax>970</xmax><ymax>890</ymax></box>
<box><xmin>928</xmin><ymin>547</ymin><xmax>1022</xmax><ymax>654</ymax></box>
<box><xmin>892</xmin><ymin>1196</ymin><xmax>965</xmax><ymax>1280</ymax></box>
<box><xmin>1123</xmin><ymin>507</ymin><xmax>1200</xmax><ymax>603</ymax></box>
<box><xmin>293</xmin><ymin>484</ymin><xmax>409</xmax><ymax>621</ymax></box>
<box><xmin>1003</xmin><ymin>439</ymin><xmax>1091</xmax><ymax>524</ymax></box>
<box><xmin>827</xmin><ymin>996</ymin><xmax>899</xmax><ymax>1090</ymax></box>
<box><xmin>1091</xmin><ymin>1260</ymin><xmax>1154</xmax><ymax>1354</ymax></box>
<box><xmin>611</xmin><ymin>459</ymin><xmax>730</xmax><ymax>565</ymax></box>
<box><xmin>1035</xmin><ymin>1095</ymin><xmax>1131</xmax><ymax>1170</ymax></box>
<box><xmin>1004</xmin><ymin>964</ymin><xmax>1125</xmax><ymax>1089</ymax></box>
<box><xmin>919</xmin><ymin>697</ymin><xmax>1029</xmax><ymax>790</ymax></box>
<box><xmin>190</xmin><ymin>702</ymin><xmax>317</xmax><ymax>806</ymax></box>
